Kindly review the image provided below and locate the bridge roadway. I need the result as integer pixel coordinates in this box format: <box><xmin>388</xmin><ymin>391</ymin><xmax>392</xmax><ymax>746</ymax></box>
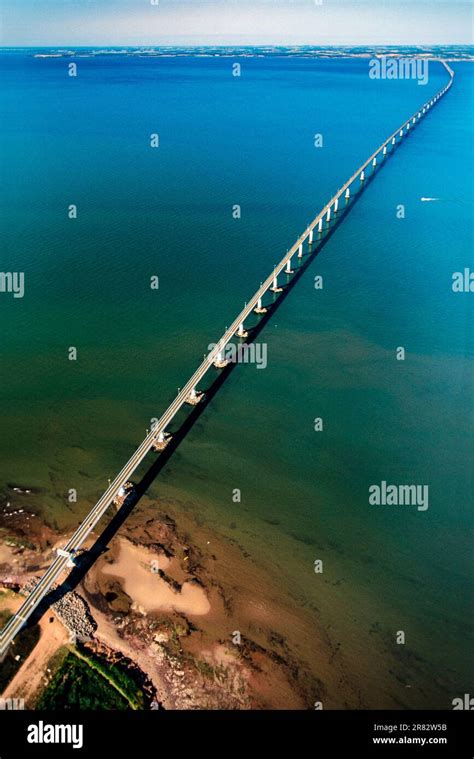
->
<box><xmin>0</xmin><ymin>60</ymin><xmax>454</xmax><ymax>657</ymax></box>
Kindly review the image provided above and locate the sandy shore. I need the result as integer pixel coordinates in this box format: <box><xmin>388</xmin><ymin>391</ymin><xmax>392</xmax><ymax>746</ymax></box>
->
<box><xmin>101</xmin><ymin>539</ymin><xmax>210</xmax><ymax>616</ymax></box>
<box><xmin>0</xmin><ymin>485</ymin><xmax>380</xmax><ymax>710</ymax></box>
<box><xmin>1</xmin><ymin>599</ymin><xmax>69</xmax><ymax>706</ymax></box>
<box><xmin>0</xmin><ymin>492</ymin><xmax>324</xmax><ymax>709</ymax></box>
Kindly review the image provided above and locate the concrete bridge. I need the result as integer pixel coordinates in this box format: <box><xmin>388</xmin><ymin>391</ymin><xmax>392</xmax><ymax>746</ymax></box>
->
<box><xmin>0</xmin><ymin>60</ymin><xmax>454</xmax><ymax>659</ymax></box>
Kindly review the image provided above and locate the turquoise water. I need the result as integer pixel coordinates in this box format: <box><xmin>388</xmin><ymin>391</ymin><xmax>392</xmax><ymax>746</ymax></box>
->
<box><xmin>1</xmin><ymin>51</ymin><xmax>472</xmax><ymax>707</ymax></box>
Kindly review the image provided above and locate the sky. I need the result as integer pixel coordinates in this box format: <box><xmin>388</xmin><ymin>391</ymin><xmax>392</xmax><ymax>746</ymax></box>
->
<box><xmin>1</xmin><ymin>0</ymin><xmax>473</xmax><ymax>47</ymax></box>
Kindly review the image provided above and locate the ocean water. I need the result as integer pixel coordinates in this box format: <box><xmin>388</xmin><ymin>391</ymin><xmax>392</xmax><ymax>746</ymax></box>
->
<box><xmin>0</xmin><ymin>50</ymin><xmax>472</xmax><ymax>707</ymax></box>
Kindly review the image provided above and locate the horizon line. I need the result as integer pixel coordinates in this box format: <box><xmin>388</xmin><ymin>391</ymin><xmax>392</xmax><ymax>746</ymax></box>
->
<box><xmin>1</xmin><ymin>43</ymin><xmax>473</xmax><ymax>49</ymax></box>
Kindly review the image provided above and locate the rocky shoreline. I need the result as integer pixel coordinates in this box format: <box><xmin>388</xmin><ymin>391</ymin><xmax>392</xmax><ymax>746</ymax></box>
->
<box><xmin>21</xmin><ymin>577</ymin><xmax>97</xmax><ymax>643</ymax></box>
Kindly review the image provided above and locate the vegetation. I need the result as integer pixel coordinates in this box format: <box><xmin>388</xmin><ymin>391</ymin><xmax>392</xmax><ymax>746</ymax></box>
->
<box><xmin>37</xmin><ymin>646</ymin><xmax>146</xmax><ymax>710</ymax></box>
<box><xmin>36</xmin><ymin>651</ymin><xmax>129</xmax><ymax>710</ymax></box>
<box><xmin>74</xmin><ymin>646</ymin><xmax>146</xmax><ymax>709</ymax></box>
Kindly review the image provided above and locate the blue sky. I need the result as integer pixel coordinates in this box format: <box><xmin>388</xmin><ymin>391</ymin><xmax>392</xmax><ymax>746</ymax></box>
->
<box><xmin>1</xmin><ymin>0</ymin><xmax>472</xmax><ymax>47</ymax></box>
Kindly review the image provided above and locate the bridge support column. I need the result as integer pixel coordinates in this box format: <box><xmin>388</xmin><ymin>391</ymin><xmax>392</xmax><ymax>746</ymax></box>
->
<box><xmin>286</xmin><ymin>258</ymin><xmax>294</xmax><ymax>273</ymax></box>
<box><xmin>391</xmin><ymin>137</ymin><xmax>396</xmax><ymax>145</ymax></box>
<box><xmin>399</xmin><ymin>129</ymin><xmax>404</xmax><ymax>137</ymax></box>
<box><xmin>318</xmin><ymin>218</ymin><xmax>323</xmax><ymax>233</ymax></box>
<box><xmin>334</xmin><ymin>198</ymin><xmax>339</xmax><ymax>213</ymax></box>
<box><xmin>298</xmin><ymin>242</ymin><xmax>303</xmax><ymax>257</ymax></box>
<box><xmin>383</xmin><ymin>145</ymin><xmax>387</xmax><ymax>156</ymax></box>
<box><xmin>186</xmin><ymin>387</ymin><xmax>204</xmax><ymax>406</ymax></box>
<box><xmin>372</xmin><ymin>156</ymin><xmax>377</xmax><ymax>167</ymax></box>
<box><xmin>345</xmin><ymin>187</ymin><xmax>350</xmax><ymax>200</ymax></box>
<box><xmin>309</xmin><ymin>229</ymin><xmax>314</xmax><ymax>244</ymax></box>
<box><xmin>360</xmin><ymin>170</ymin><xmax>365</xmax><ymax>181</ymax></box>
<box><xmin>254</xmin><ymin>297</ymin><xmax>267</xmax><ymax>314</ymax></box>
<box><xmin>213</xmin><ymin>351</ymin><xmax>230</xmax><ymax>369</ymax></box>
<box><xmin>270</xmin><ymin>275</ymin><xmax>282</xmax><ymax>293</ymax></box>
<box><xmin>153</xmin><ymin>430</ymin><xmax>172</xmax><ymax>451</ymax></box>
<box><xmin>56</xmin><ymin>548</ymin><xmax>76</xmax><ymax>568</ymax></box>
<box><xmin>326</xmin><ymin>208</ymin><xmax>331</xmax><ymax>223</ymax></box>
<box><xmin>236</xmin><ymin>322</ymin><xmax>248</xmax><ymax>338</ymax></box>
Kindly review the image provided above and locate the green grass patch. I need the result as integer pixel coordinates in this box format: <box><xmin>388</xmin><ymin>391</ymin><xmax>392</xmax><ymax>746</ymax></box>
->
<box><xmin>36</xmin><ymin>651</ymin><xmax>130</xmax><ymax>710</ymax></box>
<box><xmin>36</xmin><ymin>646</ymin><xmax>146</xmax><ymax>710</ymax></box>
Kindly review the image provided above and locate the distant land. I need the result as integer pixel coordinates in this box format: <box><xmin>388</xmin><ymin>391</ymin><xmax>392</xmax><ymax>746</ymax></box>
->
<box><xmin>1</xmin><ymin>44</ymin><xmax>473</xmax><ymax>61</ymax></box>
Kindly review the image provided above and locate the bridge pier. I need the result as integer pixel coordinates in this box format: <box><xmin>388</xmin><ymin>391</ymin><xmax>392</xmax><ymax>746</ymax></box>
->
<box><xmin>360</xmin><ymin>170</ymin><xmax>365</xmax><ymax>181</ymax></box>
<box><xmin>185</xmin><ymin>387</ymin><xmax>204</xmax><ymax>406</ymax></box>
<box><xmin>334</xmin><ymin>198</ymin><xmax>339</xmax><ymax>213</ymax></box>
<box><xmin>345</xmin><ymin>187</ymin><xmax>350</xmax><ymax>200</ymax></box>
<box><xmin>113</xmin><ymin>482</ymin><xmax>135</xmax><ymax>509</ymax></box>
<box><xmin>152</xmin><ymin>430</ymin><xmax>172</xmax><ymax>451</ymax></box>
<box><xmin>326</xmin><ymin>208</ymin><xmax>331</xmax><ymax>223</ymax></box>
<box><xmin>383</xmin><ymin>145</ymin><xmax>387</xmax><ymax>156</ymax></box>
<box><xmin>254</xmin><ymin>296</ymin><xmax>267</xmax><ymax>314</ymax></box>
<box><xmin>56</xmin><ymin>548</ymin><xmax>76</xmax><ymax>568</ymax></box>
<box><xmin>270</xmin><ymin>274</ymin><xmax>283</xmax><ymax>293</ymax></box>
<box><xmin>391</xmin><ymin>136</ymin><xmax>396</xmax><ymax>145</ymax></box>
<box><xmin>286</xmin><ymin>258</ymin><xmax>294</xmax><ymax>274</ymax></box>
<box><xmin>318</xmin><ymin>218</ymin><xmax>323</xmax><ymax>233</ymax></box>
<box><xmin>372</xmin><ymin>156</ymin><xmax>377</xmax><ymax>167</ymax></box>
<box><xmin>309</xmin><ymin>229</ymin><xmax>314</xmax><ymax>244</ymax></box>
<box><xmin>213</xmin><ymin>351</ymin><xmax>230</xmax><ymax>369</ymax></box>
<box><xmin>236</xmin><ymin>322</ymin><xmax>248</xmax><ymax>338</ymax></box>
<box><xmin>298</xmin><ymin>242</ymin><xmax>303</xmax><ymax>257</ymax></box>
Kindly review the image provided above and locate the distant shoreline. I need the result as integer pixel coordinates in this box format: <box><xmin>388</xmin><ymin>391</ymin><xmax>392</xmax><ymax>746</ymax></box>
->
<box><xmin>0</xmin><ymin>44</ymin><xmax>473</xmax><ymax>62</ymax></box>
